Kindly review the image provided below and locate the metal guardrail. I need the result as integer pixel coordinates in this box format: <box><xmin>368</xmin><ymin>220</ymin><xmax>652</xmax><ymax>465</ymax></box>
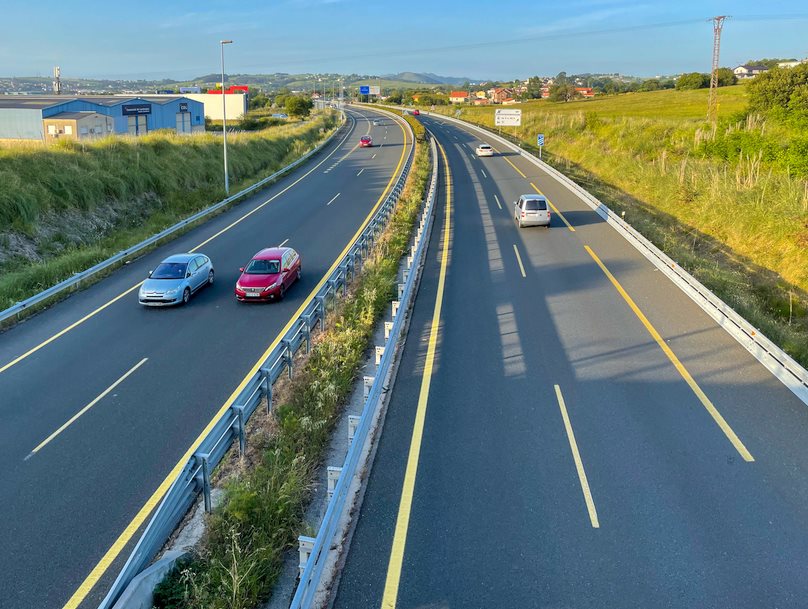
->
<box><xmin>290</xmin><ymin>131</ymin><xmax>440</xmax><ymax>609</ymax></box>
<box><xmin>418</xmin><ymin>110</ymin><xmax>808</xmax><ymax>405</ymax></box>
<box><xmin>96</xmin><ymin>109</ymin><xmax>415</xmax><ymax>609</ymax></box>
<box><xmin>0</xmin><ymin>111</ymin><xmax>351</xmax><ymax>325</ymax></box>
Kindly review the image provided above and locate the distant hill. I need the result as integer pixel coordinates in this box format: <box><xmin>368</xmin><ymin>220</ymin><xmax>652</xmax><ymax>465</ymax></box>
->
<box><xmin>383</xmin><ymin>72</ymin><xmax>475</xmax><ymax>85</ymax></box>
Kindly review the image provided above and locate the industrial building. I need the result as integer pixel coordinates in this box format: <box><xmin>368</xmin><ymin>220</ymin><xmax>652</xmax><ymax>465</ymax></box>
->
<box><xmin>0</xmin><ymin>95</ymin><xmax>205</xmax><ymax>141</ymax></box>
<box><xmin>148</xmin><ymin>89</ymin><xmax>248</xmax><ymax>122</ymax></box>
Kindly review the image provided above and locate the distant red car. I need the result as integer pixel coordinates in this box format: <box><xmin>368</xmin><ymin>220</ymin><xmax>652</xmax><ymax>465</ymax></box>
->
<box><xmin>412</xmin><ymin>109</ymin><xmax>420</xmax><ymax>116</ymax></box>
<box><xmin>359</xmin><ymin>135</ymin><xmax>373</xmax><ymax>147</ymax></box>
<box><xmin>235</xmin><ymin>247</ymin><xmax>301</xmax><ymax>302</ymax></box>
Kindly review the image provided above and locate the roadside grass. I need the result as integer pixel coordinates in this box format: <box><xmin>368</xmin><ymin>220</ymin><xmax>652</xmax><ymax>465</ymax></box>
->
<box><xmin>0</xmin><ymin>112</ymin><xmax>338</xmax><ymax>316</ymax></box>
<box><xmin>152</xmin><ymin>121</ymin><xmax>431</xmax><ymax>609</ymax></box>
<box><xmin>420</xmin><ymin>89</ymin><xmax>808</xmax><ymax>366</ymax></box>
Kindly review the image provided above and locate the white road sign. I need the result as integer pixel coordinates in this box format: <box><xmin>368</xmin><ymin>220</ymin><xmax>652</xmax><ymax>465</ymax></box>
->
<box><xmin>495</xmin><ymin>109</ymin><xmax>522</xmax><ymax>126</ymax></box>
<box><xmin>369</xmin><ymin>85</ymin><xmax>380</xmax><ymax>95</ymax></box>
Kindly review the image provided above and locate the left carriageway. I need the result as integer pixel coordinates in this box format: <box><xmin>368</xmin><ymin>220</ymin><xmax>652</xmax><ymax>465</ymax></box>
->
<box><xmin>0</xmin><ymin>106</ymin><xmax>411</xmax><ymax>609</ymax></box>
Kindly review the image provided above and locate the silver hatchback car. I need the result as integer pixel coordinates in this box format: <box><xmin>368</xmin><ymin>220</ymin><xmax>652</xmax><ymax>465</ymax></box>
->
<box><xmin>138</xmin><ymin>253</ymin><xmax>214</xmax><ymax>306</ymax></box>
<box><xmin>514</xmin><ymin>194</ymin><xmax>551</xmax><ymax>228</ymax></box>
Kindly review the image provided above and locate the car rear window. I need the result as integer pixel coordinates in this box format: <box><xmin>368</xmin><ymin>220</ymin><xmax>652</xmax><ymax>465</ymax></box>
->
<box><xmin>245</xmin><ymin>259</ymin><xmax>280</xmax><ymax>274</ymax></box>
<box><xmin>151</xmin><ymin>262</ymin><xmax>187</xmax><ymax>279</ymax></box>
<box><xmin>524</xmin><ymin>199</ymin><xmax>547</xmax><ymax>211</ymax></box>
<box><xmin>479</xmin><ymin>145</ymin><xmax>491</xmax><ymax>149</ymax></box>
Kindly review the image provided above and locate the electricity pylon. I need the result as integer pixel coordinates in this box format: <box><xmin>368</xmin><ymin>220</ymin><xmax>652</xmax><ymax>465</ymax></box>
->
<box><xmin>707</xmin><ymin>15</ymin><xmax>728</xmax><ymax>123</ymax></box>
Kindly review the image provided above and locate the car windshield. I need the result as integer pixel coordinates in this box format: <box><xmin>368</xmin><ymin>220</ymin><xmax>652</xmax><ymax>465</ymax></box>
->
<box><xmin>245</xmin><ymin>259</ymin><xmax>280</xmax><ymax>274</ymax></box>
<box><xmin>524</xmin><ymin>199</ymin><xmax>547</xmax><ymax>211</ymax></box>
<box><xmin>151</xmin><ymin>262</ymin><xmax>187</xmax><ymax>279</ymax></box>
<box><xmin>479</xmin><ymin>145</ymin><xmax>490</xmax><ymax>149</ymax></box>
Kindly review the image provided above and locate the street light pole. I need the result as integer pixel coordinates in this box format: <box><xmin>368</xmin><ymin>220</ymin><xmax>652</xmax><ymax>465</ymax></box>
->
<box><xmin>220</xmin><ymin>39</ymin><xmax>233</xmax><ymax>195</ymax></box>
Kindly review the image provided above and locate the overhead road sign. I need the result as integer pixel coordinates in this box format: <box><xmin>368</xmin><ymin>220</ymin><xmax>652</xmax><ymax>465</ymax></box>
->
<box><xmin>495</xmin><ymin>109</ymin><xmax>521</xmax><ymax>126</ymax></box>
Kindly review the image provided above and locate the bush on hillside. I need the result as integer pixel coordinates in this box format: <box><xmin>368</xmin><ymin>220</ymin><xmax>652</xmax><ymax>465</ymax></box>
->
<box><xmin>748</xmin><ymin>63</ymin><xmax>808</xmax><ymax>117</ymax></box>
<box><xmin>676</xmin><ymin>72</ymin><xmax>710</xmax><ymax>90</ymax></box>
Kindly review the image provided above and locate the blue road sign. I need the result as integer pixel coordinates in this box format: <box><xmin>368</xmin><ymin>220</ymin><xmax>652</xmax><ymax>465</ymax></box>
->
<box><xmin>537</xmin><ymin>133</ymin><xmax>545</xmax><ymax>146</ymax></box>
<box><xmin>360</xmin><ymin>86</ymin><xmax>370</xmax><ymax>95</ymax></box>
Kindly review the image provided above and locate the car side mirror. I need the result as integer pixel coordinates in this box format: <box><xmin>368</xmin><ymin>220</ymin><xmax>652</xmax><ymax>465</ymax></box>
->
<box><xmin>513</xmin><ymin>202</ymin><xmax>518</xmax><ymax>206</ymax></box>
<box><xmin>147</xmin><ymin>270</ymin><xmax>153</xmax><ymax>278</ymax></box>
<box><xmin>239</xmin><ymin>267</ymin><xmax>244</xmax><ymax>272</ymax></box>
<box><xmin>186</xmin><ymin>272</ymin><xmax>191</xmax><ymax>278</ymax></box>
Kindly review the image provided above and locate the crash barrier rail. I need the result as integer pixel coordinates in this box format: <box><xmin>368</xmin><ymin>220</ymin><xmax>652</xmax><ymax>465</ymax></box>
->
<box><xmin>289</xmin><ymin>132</ymin><xmax>440</xmax><ymax>609</ymax></box>
<box><xmin>95</xmin><ymin>108</ymin><xmax>415</xmax><ymax>609</ymax></box>
<box><xmin>0</xmin><ymin>111</ymin><xmax>351</xmax><ymax>325</ymax></box>
<box><xmin>414</xmin><ymin>108</ymin><xmax>808</xmax><ymax>404</ymax></box>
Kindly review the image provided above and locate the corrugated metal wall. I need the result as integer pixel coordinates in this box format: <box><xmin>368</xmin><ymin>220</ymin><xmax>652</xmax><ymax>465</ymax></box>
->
<box><xmin>0</xmin><ymin>108</ymin><xmax>45</xmax><ymax>140</ymax></box>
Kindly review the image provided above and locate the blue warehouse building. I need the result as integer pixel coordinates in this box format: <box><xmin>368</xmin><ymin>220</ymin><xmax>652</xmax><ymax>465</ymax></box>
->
<box><xmin>0</xmin><ymin>95</ymin><xmax>205</xmax><ymax>140</ymax></box>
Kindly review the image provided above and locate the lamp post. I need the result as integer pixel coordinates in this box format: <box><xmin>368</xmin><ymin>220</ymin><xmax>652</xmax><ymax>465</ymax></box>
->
<box><xmin>220</xmin><ymin>39</ymin><xmax>233</xmax><ymax>195</ymax></box>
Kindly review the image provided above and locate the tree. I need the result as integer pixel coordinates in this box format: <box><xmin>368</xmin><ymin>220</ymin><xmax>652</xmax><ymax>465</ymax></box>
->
<box><xmin>285</xmin><ymin>95</ymin><xmax>313</xmax><ymax>118</ymax></box>
<box><xmin>549</xmin><ymin>82</ymin><xmax>577</xmax><ymax>102</ymax></box>
<box><xmin>746</xmin><ymin>58</ymin><xmax>797</xmax><ymax>70</ymax></box>
<box><xmin>639</xmin><ymin>79</ymin><xmax>661</xmax><ymax>92</ymax></box>
<box><xmin>748</xmin><ymin>63</ymin><xmax>808</xmax><ymax>115</ymax></box>
<box><xmin>526</xmin><ymin>76</ymin><xmax>543</xmax><ymax>99</ymax></box>
<box><xmin>676</xmin><ymin>72</ymin><xmax>709</xmax><ymax>90</ymax></box>
<box><xmin>715</xmin><ymin>67</ymin><xmax>737</xmax><ymax>87</ymax></box>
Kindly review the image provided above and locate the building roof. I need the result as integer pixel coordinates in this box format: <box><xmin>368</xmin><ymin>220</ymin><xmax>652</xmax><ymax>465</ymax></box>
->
<box><xmin>449</xmin><ymin>91</ymin><xmax>469</xmax><ymax>97</ymax></box>
<box><xmin>0</xmin><ymin>95</ymin><xmax>192</xmax><ymax>110</ymax></box>
<box><xmin>45</xmin><ymin>111</ymin><xmax>106</xmax><ymax>120</ymax></box>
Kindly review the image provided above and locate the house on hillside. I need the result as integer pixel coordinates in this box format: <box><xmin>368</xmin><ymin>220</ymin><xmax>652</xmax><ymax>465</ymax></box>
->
<box><xmin>575</xmin><ymin>87</ymin><xmax>595</xmax><ymax>98</ymax></box>
<box><xmin>472</xmin><ymin>98</ymin><xmax>490</xmax><ymax>106</ymax></box>
<box><xmin>778</xmin><ymin>59</ymin><xmax>807</xmax><ymax>69</ymax></box>
<box><xmin>449</xmin><ymin>91</ymin><xmax>469</xmax><ymax>103</ymax></box>
<box><xmin>490</xmin><ymin>87</ymin><xmax>514</xmax><ymax>103</ymax></box>
<box><xmin>474</xmin><ymin>90</ymin><xmax>488</xmax><ymax>99</ymax></box>
<box><xmin>501</xmin><ymin>98</ymin><xmax>519</xmax><ymax>105</ymax></box>
<box><xmin>411</xmin><ymin>94</ymin><xmax>422</xmax><ymax>103</ymax></box>
<box><xmin>733</xmin><ymin>65</ymin><xmax>768</xmax><ymax>79</ymax></box>
<box><xmin>540</xmin><ymin>86</ymin><xmax>551</xmax><ymax>99</ymax></box>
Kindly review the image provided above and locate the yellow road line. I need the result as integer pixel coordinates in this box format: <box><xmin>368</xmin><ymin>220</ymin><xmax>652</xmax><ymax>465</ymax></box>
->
<box><xmin>554</xmin><ymin>384</ymin><xmax>599</xmax><ymax>528</ymax></box>
<box><xmin>27</xmin><ymin>358</ymin><xmax>149</xmax><ymax>459</ymax></box>
<box><xmin>0</xmin><ymin>112</ymin><xmax>358</xmax><ymax>376</ymax></box>
<box><xmin>381</xmin><ymin>139</ymin><xmax>451</xmax><ymax>609</ymax></box>
<box><xmin>495</xmin><ymin>149</ymin><xmax>527</xmax><ymax>178</ymax></box>
<box><xmin>530</xmin><ymin>182</ymin><xmax>575</xmax><ymax>232</ymax></box>
<box><xmin>512</xmin><ymin>244</ymin><xmax>527</xmax><ymax>278</ymax></box>
<box><xmin>60</xmin><ymin>115</ymin><xmax>410</xmax><ymax>609</ymax></box>
<box><xmin>584</xmin><ymin>245</ymin><xmax>754</xmax><ymax>462</ymax></box>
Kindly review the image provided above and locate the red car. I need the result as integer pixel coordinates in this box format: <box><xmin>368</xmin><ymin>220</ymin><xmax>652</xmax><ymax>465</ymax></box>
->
<box><xmin>359</xmin><ymin>135</ymin><xmax>373</xmax><ymax>147</ymax></box>
<box><xmin>412</xmin><ymin>109</ymin><xmax>420</xmax><ymax>116</ymax></box>
<box><xmin>235</xmin><ymin>247</ymin><xmax>301</xmax><ymax>302</ymax></box>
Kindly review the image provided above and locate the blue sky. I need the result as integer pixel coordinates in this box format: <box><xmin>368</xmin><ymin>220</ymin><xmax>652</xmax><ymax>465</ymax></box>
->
<box><xmin>0</xmin><ymin>1</ymin><xmax>806</xmax><ymax>80</ymax></box>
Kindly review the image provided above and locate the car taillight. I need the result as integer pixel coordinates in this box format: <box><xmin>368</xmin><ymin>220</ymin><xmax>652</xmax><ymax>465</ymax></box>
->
<box><xmin>521</xmin><ymin>212</ymin><xmax>526</xmax><ymax>218</ymax></box>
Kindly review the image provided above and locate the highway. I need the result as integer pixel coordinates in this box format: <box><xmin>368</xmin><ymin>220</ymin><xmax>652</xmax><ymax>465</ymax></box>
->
<box><xmin>333</xmin><ymin>115</ymin><xmax>808</xmax><ymax>609</ymax></box>
<box><xmin>0</xmin><ymin>106</ymin><xmax>411</xmax><ymax>609</ymax></box>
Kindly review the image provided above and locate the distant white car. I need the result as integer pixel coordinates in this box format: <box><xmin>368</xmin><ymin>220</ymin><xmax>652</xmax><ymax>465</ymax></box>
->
<box><xmin>475</xmin><ymin>143</ymin><xmax>494</xmax><ymax>157</ymax></box>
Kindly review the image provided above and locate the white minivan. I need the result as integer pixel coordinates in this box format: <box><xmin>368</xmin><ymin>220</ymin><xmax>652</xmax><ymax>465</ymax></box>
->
<box><xmin>514</xmin><ymin>194</ymin><xmax>551</xmax><ymax>228</ymax></box>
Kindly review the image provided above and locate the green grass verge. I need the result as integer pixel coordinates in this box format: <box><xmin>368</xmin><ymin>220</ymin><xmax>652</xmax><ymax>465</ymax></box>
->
<box><xmin>418</xmin><ymin>91</ymin><xmax>808</xmax><ymax>367</ymax></box>
<box><xmin>152</xmin><ymin>124</ymin><xmax>431</xmax><ymax>609</ymax></box>
<box><xmin>0</xmin><ymin>113</ymin><xmax>338</xmax><ymax>316</ymax></box>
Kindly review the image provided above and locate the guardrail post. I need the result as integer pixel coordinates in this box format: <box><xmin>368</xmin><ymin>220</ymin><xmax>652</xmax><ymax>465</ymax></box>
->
<box><xmin>316</xmin><ymin>295</ymin><xmax>326</xmax><ymax>331</ymax></box>
<box><xmin>284</xmin><ymin>339</ymin><xmax>294</xmax><ymax>379</ymax></box>
<box><xmin>384</xmin><ymin>321</ymin><xmax>394</xmax><ymax>340</ymax></box>
<box><xmin>392</xmin><ymin>300</ymin><xmax>400</xmax><ymax>319</ymax></box>
<box><xmin>233</xmin><ymin>405</ymin><xmax>247</xmax><ymax>456</ymax></box>
<box><xmin>348</xmin><ymin>415</ymin><xmax>361</xmax><ymax>443</ymax></box>
<box><xmin>403</xmin><ymin>268</ymin><xmax>410</xmax><ymax>282</ymax></box>
<box><xmin>407</xmin><ymin>255</ymin><xmax>413</xmax><ymax>269</ymax></box>
<box><xmin>327</xmin><ymin>466</ymin><xmax>342</xmax><ymax>501</ymax></box>
<box><xmin>340</xmin><ymin>265</ymin><xmax>349</xmax><ymax>296</ymax></box>
<box><xmin>398</xmin><ymin>283</ymin><xmax>405</xmax><ymax>299</ymax></box>
<box><xmin>303</xmin><ymin>314</ymin><xmax>312</xmax><ymax>353</ymax></box>
<box><xmin>196</xmin><ymin>452</ymin><xmax>212</xmax><ymax>513</ymax></box>
<box><xmin>298</xmin><ymin>535</ymin><xmax>316</xmax><ymax>577</ymax></box>
<box><xmin>375</xmin><ymin>346</ymin><xmax>385</xmax><ymax>367</ymax></box>
<box><xmin>363</xmin><ymin>375</ymin><xmax>374</xmax><ymax>398</ymax></box>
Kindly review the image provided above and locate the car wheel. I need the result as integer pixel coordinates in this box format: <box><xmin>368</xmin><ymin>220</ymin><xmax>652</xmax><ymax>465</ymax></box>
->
<box><xmin>208</xmin><ymin>270</ymin><xmax>215</xmax><ymax>285</ymax></box>
<box><xmin>182</xmin><ymin>287</ymin><xmax>191</xmax><ymax>305</ymax></box>
<box><xmin>279</xmin><ymin>284</ymin><xmax>286</xmax><ymax>300</ymax></box>
<box><xmin>297</xmin><ymin>267</ymin><xmax>302</xmax><ymax>282</ymax></box>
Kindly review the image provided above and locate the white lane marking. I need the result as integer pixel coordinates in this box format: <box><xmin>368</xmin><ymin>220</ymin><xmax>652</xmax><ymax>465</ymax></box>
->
<box><xmin>494</xmin><ymin>194</ymin><xmax>502</xmax><ymax>210</ymax></box>
<box><xmin>278</xmin><ymin>238</ymin><xmax>289</xmax><ymax>247</ymax></box>
<box><xmin>326</xmin><ymin>193</ymin><xmax>341</xmax><ymax>206</ymax></box>
<box><xmin>357</xmin><ymin>168</ymin><xmax>365</xmax><ymax>177</ymax></box>
<box><xmin>481</xmin><ymin>169</ymin><xmax>488</xmax><ymax>178</ymax></box>
<box><xmin>26</xmin><ymin>358</ymin><xmax>149</xmax><ymax>459</ymax></box>
<box><xmin>372</xmin><ymin>153</ymin><xmax>377</xmax><ymax>159</ymax></box>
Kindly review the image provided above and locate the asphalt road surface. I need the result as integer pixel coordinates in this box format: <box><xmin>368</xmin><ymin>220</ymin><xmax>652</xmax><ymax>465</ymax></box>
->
<box><xmin>0</xmin><ymin>106</ymin><xmax>411</xmax><ymax>609</ymax></box>
<box><xmin>333</xmin><ymin>114</ymin><xmax>808</xmax><ymax>609</ymax></box>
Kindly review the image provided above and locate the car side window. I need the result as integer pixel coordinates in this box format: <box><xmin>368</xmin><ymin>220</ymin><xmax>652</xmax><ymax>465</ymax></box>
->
<box><xmin>195</xmin><ymin>256</ymin><xmax>207</xmax><ymax>269</ymax></box>
<box><xmin>187</xmin><ymin>259</ymin><xmax>198</xmax><ymax>274</ymax></box>
<box><xmin>517</xmin><ymin>198</ymin><xmax>524</xmax><ymax>210</ymax></box>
